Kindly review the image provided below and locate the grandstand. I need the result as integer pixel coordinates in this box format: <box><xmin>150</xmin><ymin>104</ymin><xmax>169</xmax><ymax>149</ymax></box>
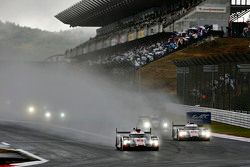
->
<box><xmin>53</xmin><ymin>0</ymin><xmax>250</xmax><ymax>104</ymax></box>
<box><xmin>55</xmin><ymin>0</ymin><xmax>230</xmax><ymax>67</ymax></box>
<box><xmin>53</xmin><ymin>0</ymin><xmax>250</xmax><ymax>110</ymax></box>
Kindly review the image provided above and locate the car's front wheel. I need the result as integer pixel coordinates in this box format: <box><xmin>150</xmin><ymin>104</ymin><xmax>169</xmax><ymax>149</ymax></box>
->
<box><xmin>152</xmin><ymin>147</ymin><xmax>159</xmax><ymax>151</ymax></box>
<box><xmin>115</xmin><ymin>139</ymin><xmax>119</xmax><ymax>150</ymax></box>
<box><xmin>120</xmin><ymin>139</ymin><xmax>129</xmax><ymax>151</ymax></box>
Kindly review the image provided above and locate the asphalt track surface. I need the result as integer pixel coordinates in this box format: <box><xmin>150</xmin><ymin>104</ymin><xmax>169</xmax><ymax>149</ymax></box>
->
<box><xmin>0</xmin><ymin>122</ymin><xmax>250</xmax><ymax>167</ymax></box>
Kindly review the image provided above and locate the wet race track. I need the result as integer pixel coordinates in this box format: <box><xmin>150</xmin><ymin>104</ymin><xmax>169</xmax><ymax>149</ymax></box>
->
<box><xmin>0</xmin><ymin>122</ymin><xmax>250</xmax><ymax>167</ymax></box>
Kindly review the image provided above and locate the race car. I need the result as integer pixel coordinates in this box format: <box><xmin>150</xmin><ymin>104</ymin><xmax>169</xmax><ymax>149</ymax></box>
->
<box><xmin>172</xmin><ymin>123</ymin><xmax>211</xmax><ymax>141</ymax></box>
<box><xmin>137</xmin><ymin>116</ymin><xmax>170</xmax><ymax>132</ymax></box>
<box><xmin>136</xmin><ymin>116</ymin><xmax>152</xmax><ymax>131</ymax></box>
<box><xmin>115</xmin><ymin>128</ymin><xmax>159</xmax><ymax>151</ymax></box>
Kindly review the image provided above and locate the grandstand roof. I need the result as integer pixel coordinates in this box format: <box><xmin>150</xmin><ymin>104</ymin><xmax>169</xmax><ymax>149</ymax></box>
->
<box><xmin>231</xmin><ymin>4</ymin><xmax>250</xmax><ymax>14</ymax></box>
<box><xmin>231</xmin><ymin>0</ymin><xmax>250</xmax><ymax>14</ymax></box>
<box><xmin>55</xmin><ymin>0</ymin><xmax>166</xmax><ymax>27</ymax></box>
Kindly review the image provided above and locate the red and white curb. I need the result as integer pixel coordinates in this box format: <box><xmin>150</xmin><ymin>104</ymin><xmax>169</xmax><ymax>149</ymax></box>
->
<box><xmin>12</xmin><ymin>149</ymin><xmax>48</xmax><ymax>167</ymax></box>
<box><xmin>1</xmin><ymin>142</ymin><xmax>10</xmax><ymax>146</ymax></box>
<box><xmin>0</xmin><ymin>142</ymin><xmax>48</xmax><ymax>167</ymax></box>
<box><xmin>212</xmin><ymin>133</ymin><xmax>250</xmax><ymax>143</ymax></box>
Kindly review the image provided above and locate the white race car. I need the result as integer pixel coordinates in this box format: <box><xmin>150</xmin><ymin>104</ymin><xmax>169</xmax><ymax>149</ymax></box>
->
<box><xmin>172</xmin><ymin>123</ymin><xmax>211</xmax><ymax>141</ymax></box>
<box><xmin>137</xmin><ymin>116</ymin><xmax>170</xmax><ymax>132</ymax></box>
<box><xmin>115</xmin><ymin>128</ymin><xmax>159</xmax><ymax>151</ymax></box>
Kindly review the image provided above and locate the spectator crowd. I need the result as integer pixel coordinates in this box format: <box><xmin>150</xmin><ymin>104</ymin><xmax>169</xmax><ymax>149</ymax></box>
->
<box><xmin>90</xmin><ymin>25</ymin><xmax>211</xmax><ymax>68</ymax></box>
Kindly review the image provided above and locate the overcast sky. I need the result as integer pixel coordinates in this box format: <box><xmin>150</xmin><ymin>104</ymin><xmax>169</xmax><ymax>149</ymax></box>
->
<box><xmin>0</xmin><ymin>0</ymin><xmax>96</xmax><ymax>32</ymax></box>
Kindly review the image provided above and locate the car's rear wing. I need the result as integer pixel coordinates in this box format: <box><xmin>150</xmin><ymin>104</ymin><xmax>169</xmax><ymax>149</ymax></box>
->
<box><xmin>144</xmin><ymin>129</ymin><xmax>152</xmax><ymax>134</ymax></box>
<box><xmin>172</xmin><ymin>123</ymin><xmax>186</xmax><ymax>132</ymax></box>
<box><xmin>116</xmin><ymin>128</ymin><xmax>130</xmax><ymax>134</ymax></box>
<box><xmin>116</xmin><ymin>128</ymin><xmax>152</xmax><ymax>134</ymax></box>
<box><xmin>172</xmin><ymin>122</ymin><xmax>185</xmax><ymax>128</ymax></box>
<box><xmin>172</xmin><ymin>124</ymin><xmax>185</xmax><ymax>127</ymax></box>
<box><xmin>172</xmin><ymin>123</ymin><xmax>205</xmax><ymax>129</ymax></box>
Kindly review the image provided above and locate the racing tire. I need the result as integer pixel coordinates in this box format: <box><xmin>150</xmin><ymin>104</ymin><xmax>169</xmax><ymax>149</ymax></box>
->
<box><xmin>120</xmin><ymin>139</ymin><xmax>124</xmax><ymax>151</ymax></box>
<box><xmin>203</xmin><ymin>138</ymin><xmax>210</xmax><ymax>142</ymax></box>
<box><xmin>120</xmin><ymin>139</ymin><xmax>128</xmax><ymax>151</ymax></box>
<box><xmin>152</xmin><ymin>147</ymin><xmax>159</xmax><ymax>151</ymax></box>
<box><xmin>121</xmin><ymin>145</ymin><xmax>129</xmax><ymax>151</ymax></box>
<box><xmin>177</xmin><ymin>134</ymin><xmax>181</xmax><ymax>141</ymax></box>
<box><xmin>115</xmin><ymin>139</ymin><xmax>119</xmax><ymax>150</ymax></box>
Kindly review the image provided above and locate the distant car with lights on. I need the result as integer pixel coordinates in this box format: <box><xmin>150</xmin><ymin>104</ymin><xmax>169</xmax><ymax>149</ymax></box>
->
<box><xmin>172</xmin><ymin>123</ymin><xmax>211</xmax><ymax>141</ymax></box>
<box><xmin>137</xmin><ymin>116</ymin><xmax>170</xmax><ymax>132</ymax></box>
<box><xmin>115</xmin><ymin>128</ymin><xmax>159</xmax><ymax>151</ymax></box>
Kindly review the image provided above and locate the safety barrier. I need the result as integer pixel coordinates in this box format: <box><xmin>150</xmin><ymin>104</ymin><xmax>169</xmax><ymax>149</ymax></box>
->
<box><xmin>181</xmin><ymin>105</ymin><xmax>250</xmax><ymax>129</ymax></box>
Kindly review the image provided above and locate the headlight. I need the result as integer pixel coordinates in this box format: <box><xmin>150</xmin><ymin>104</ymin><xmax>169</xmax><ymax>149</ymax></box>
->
<box><xmin>144</xmin><ymin>122</ymin><xmax>151</xmax><ymax>129</ymax></box>
<box><xmin>27</xmin><ymin>105</ymin><xmax>36</xmax><ymax>114</ymax></box>
<box><xmin>163</xmin><ymin>122</ymin><xmax>168</xmax><ymax>128</ymax></box>
<box><xmin>45</xmin><ymin>112</ymin><xmax>51</xmax><ymax>118</ymax></box>
<box><xmin>60</xmin><ymin>112</ymin><xmax>65</xmax><ymax>118</ymax></box>
<box><xmin>179</xmin><ymin>131</ymin><xmax>188</xmax><ymax>137</ymax></box>
<box><xmin>153</xmin><ymin>140</ymin><xmax>159</xmax><ymax>146</ymax></box>
<box><xmin>150</xmin><ymin>140</ymin><xmax>159</xmax><ymax>146</ymax></box>
<box><xmin>123</xmin><ymin>140</ymin><xmax>130</xmax><ymax>145</ymax></box>
<box><xmin>202</xmin><ymin>131</ymin><xmax>211</xmax><ymax>137</ymax></box>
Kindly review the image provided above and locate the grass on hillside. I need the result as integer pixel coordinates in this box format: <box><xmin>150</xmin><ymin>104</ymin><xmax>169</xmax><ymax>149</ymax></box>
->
<box><xmin>171</xmin><ymin>37</ymin><xmax>250</xmax><ymax>60</ymax></box>
<box><xmin>138</xmin><ymin>38</ymin><xmax>250</xmax><ymax>94</ymax></box>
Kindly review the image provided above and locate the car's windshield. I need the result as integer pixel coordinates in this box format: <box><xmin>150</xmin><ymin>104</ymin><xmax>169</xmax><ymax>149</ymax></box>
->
<box><xmin>184</xmin><ymin>127</ymin><xmax>199</xmax><ymax>130</ymax></box>
<box><xmin>129</xmin><ymin>134</ymin><xmax>146</xmax><ymax>138</ymax></box>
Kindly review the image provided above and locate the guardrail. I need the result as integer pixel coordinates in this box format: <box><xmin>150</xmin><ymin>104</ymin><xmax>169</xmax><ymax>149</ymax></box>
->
<box><xmin>181</xmin><ymin>105</ymin><xmax>250</xmax><ymax>129</ymax></box>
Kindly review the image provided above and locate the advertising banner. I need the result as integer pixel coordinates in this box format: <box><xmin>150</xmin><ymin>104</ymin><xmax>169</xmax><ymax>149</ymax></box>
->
<box><xmin>77</xmin><ymin>47</ymin><xmax>82</xmax><ymax>56</ymax></box>
<box><xmin>96</xmin><ymin>40</ymin><xmax>103</xmax><ymax>50</ymax></box>
<box><xmin>83</xmin><ymin>46</ymin><xmax>88</xmax><ymax>54</ymax></box>
<box><xmin>237</xmin><ymin>64</ymin><xmax>250</xmax><ymax>72</ymax></box>
<box><xmin>196</xmin><ymin>6</ymin><xmax>226</xmax><ymax>13</ymax></box>
<box><xmin>128</xmin><ymin>31</ymin><xmax>137</xmax><ymax>41</ymax></box>
<box><xmin>111</xmin><ymin>36</ymin><xmax>119</xmax><ymax>46</ymax></box>
<box><xmin>71</xmin><ymin>49</ymin><xmax>77</xmax><ymax>57</ymax></box>
<box><xmin>186</xmin><ymin>112</ymin><xmax>211</xmax><ymax>125</ymax></box>
<box><xmin>104</xmin><ymin>38</ymin><xmax>111</xmax><ymax>48</ymax></box>
<box><xmin>137</xmin><ymin>29</ymin><xmax>146</xmax><ymax>39</ymax></box>
<box><xmin>120</xmin><ymin>33</ymin><xmax>127</xmax><ymax>43</ymax></box>
<box><xmin>89</xmin><ymin>43</ymin><xmax>96</xmax><ymax>52</ymax></box>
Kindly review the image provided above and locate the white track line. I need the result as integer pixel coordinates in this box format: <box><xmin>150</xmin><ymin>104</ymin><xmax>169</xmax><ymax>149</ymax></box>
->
<box><xmin>212</xmin><ymin>133</ymin><xmax>250</xmax><ymax>143</ymax></box>
<box><xmin>1</xmin><ymin>142</ymin><xmax>10</xmax><ymax>146</ymax></box>
<box><xmin>11</xmin><ymin>149</ymin><xmax>48</xmax><ymax>167</ymax></box>
<box><xmin>0</xmin><ymin>142</ymin><xmax>48</xmax><ymax>167</ymax></box>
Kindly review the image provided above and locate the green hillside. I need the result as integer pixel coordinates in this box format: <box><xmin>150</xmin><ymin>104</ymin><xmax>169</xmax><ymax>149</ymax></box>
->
<box><xmin>0</xmin><ymin>21</ymin><xmax>95</xmax><ymax>61</ymax></box>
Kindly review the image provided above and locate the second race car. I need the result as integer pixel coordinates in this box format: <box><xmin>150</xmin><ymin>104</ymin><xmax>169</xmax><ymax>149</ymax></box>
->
<box><xmin>172</xmin><ymin>123</ymin><xmax>211</xmax><ymax>141</ymax></box>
